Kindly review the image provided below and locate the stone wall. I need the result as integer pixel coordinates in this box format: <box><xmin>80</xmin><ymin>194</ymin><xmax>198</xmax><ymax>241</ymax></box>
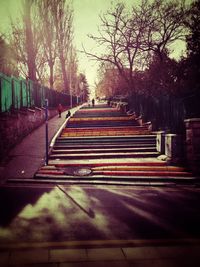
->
<box><xmin>0</xmin><ymin>108</ymin><xmax>58</xmax><ymax>160</ymax></box>
<box><xmin>164</xmin><ymin>134</ymin><xmax>184</xmax><ymax>165</ymax></box>
<box><xmin>185</xmin><ymin>118</ymin><xmax>200</xmax><ymax>175</ymax></box>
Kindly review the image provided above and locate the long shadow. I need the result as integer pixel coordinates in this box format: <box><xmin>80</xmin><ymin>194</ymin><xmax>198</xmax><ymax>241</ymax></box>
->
<box><xmin>0</xmin><ymin>186</ymin><xmax>52</xmax><ymax>227</ymax></box>
<box><xmin>57</xmin><ymin>185</ymin><xmax>95</xmax><ymax>218</ymax></box>
<box><xmin>84</xmin><ymin>187</ymin><xmax>200</xmax><ymax>240</ymax></box>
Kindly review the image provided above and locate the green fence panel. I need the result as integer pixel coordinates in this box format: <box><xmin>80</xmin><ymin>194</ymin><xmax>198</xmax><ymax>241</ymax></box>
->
<box><xmin>1</xmin><ymin>72</ymin><xmax>80</xmax><ymax>113</ymax></box>
<box><xmin>40</xmin><ymin>86</ymin><xmax>44</xmax><ymax>107</ymax></box>
<box><xmin>29</xmin><ymin>80</ymin><xmax>34</xmax><ymax>107</ymax></box>
<box><xmin>12</xmin><ymin>77</ymin><xmax>21</xmax><ymax>109</ymax></box>
<box><xmin>0</xmin><ymin>73</ymin><xmax>12</xmax><ymax>112</ymax></box>
<box><xmin>21</xmin><ymin>79</ymin><xmax>28</xmax><ymax>107</ymax></box>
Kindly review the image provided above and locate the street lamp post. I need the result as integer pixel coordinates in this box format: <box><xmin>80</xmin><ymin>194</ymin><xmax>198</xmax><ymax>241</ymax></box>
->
<box><xmin>79</xmin><ymin>81</ymin><xmax>84</xmax><ymax>103</ymax></box>
<box><xmin>45</xmin><ymin>99</ymin><xmax>49</xmax><ymax>165</ymax></box>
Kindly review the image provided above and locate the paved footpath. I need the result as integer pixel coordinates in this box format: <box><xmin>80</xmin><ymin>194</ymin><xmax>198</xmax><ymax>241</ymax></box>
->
<box><xmin>0</xmin><ymin>106</ymin><xmax>80</xmax><ymax>183</ymax></box>
<box><xmin>1</xmin><ymin>240</ymin><xmax>200</xmax><ymax>266</ymax></box>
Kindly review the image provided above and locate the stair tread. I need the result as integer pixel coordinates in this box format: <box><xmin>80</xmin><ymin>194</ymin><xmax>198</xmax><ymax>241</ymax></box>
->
<box><xmin>35</xmin><ymin>173</ymin><xmax>196</xmax><ymax>180</ymax></box>
<box><xmin>49</xmin><ymin>152</ymin><xmax>160</xmax><ymax>158</ymax></box>
<box><xmin>51</xmin><ymin>147</ymin><xmax>157</xmax><ymax>153</ymax></box>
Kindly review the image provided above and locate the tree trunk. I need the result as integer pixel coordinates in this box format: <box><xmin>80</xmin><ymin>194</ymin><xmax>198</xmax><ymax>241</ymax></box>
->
<box><xmin>49</xmin><ymin>61</ymin><xmax>54</xmax><ymax>89</ymax></box>
<box><xmin>59</xmin><ymin>48</ymin><xmax>69</xmax><ymax>94</ymax></box>
<box><xmin>24</xmin><ymin>0</ymin><xmax>37</xmax><ymax>82</ymax></box>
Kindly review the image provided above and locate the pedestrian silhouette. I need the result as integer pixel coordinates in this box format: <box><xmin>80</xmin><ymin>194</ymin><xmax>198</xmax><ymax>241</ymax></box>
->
<box><xmin>57</xmin><ymin>103</ymin><xmax>63</xmax><ymax>118</ymax></box>
<box><xmin>92</xmin><ymin>98</ymin><xmax>95</xmax><ymax>107</ymax></box>
<box><xmin>66</xmin><ymin>110</ymin><xmax>71</xmax><ymax>118</ymax></box>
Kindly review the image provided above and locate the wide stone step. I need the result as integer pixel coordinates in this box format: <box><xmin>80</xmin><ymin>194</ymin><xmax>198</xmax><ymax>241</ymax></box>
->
<box><xmin>70</xmin><ymin>117</ymin><xmax>135</xmax><ymax>121</ymax></box>
<box><xmin>61</xmin><ymin>132</ymin><xmax>151</xmax><ymax>137</ymax></box>
<box><xmin>77</xmin><ymin>113</ymin><xmax>123</xmax><ymax>116</ymax></box>
<box><xmin>51</xmin><ymin>147</ymin><xmax>157</xmax><ymax>154</ymax></box>
<box><xmin>48</xmin><ymin>159</ymin><xmax>167</xmax><ymax>167</ymax></box>
<box><xmin>34</xmin><ymin>173</ymin><xmax>196</xmax><ymax>184</ymax></box>
<box><xmin>64</xmin><ymin>126</ymin><xmax>147</xmax><ymax>131</ymax></box>
<box><xmin>49</xmin><ymin>151</ymin><xmax>160</xmax><ymax>159</ymax></box>
<box><xmin>91</xmin><ymin>170</ymin><xmax>192</xmax><ymax>177</ymax></box>
<box><xmin>53</xmin><ymin>143</ymin><xmax>156</xmax><ymax>149</ymax></box>
<box><xmin>81</xmin><ymin>105</ymin><xmax>112</xmax><ymax>109</ymax></box>
<box><xmin>55</xmin><ymin>140</ymin><xmax>156</xmax><ymax>146</ymax></box>
<box><xmin>38</xmin><ymin>166</ymin><xmax>192</xmax><ymax>178</ymax></box>
<box><xmin>56</xmin><ymin>137</ymin><xmax>156</xmax><ymax>143</ymax></box>
<box><xmin>61</xmin><ymin>130</ymin><xmax>152</xmax><ymax>137</ymax></box>
<box><xmin>9</xmin><ymin>178</ymin><xmax>194</xmax><ymax>187</ymax></box>
<box><xmin>66</xmin><ymin>121</ymin><xmax>139</xmax><ymax>127</ymax></box>
<box><xmin>92</xmin><ymin>165</ymin><xmax>186</xmax><ymax>171</ymax></box>
<box><xmin>36</xmin><ymin>165</ymin><xmax>192</xmax><ymax>178</ymax></box>
<box><xmin>41</xmin><ymin>165</ymin><xmax>186</xmax><ymax>172</ymax></box>
<box><xmin>73</xmin><ymin>113</ymin><xmax>128</xmax><ymax>118</ymax></box>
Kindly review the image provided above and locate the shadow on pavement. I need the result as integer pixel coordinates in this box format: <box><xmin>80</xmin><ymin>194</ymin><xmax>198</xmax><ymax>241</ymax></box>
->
<box><xmin>0</xmin><ymin>187</ymin><xmax>52</xmax><ymax>227</ymax></box>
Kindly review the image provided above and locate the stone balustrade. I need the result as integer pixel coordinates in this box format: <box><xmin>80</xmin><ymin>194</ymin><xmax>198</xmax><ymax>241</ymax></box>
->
<box><xmin>184</xmin><ymin>118</ymin><xmax>200</xmax><ymax>174</ymax></box>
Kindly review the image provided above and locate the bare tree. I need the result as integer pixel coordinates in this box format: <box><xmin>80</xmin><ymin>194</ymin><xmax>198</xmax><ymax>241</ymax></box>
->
<box><xmin>37</xmin><ymin>0</ymin><xmax>58</xmax><ymax>88</ymax></box>
<box><xmin>23</xmin><ymin>0</ymin><xmax>37</xmax><ymax>81</ymax></box>
<box><xmin>0</xmin><ymin>34</ymin><xmax>18</xmax><ymax>76</ymax></box>
<box><xmin>68</xmin><ymin>45</ymin><xmax>79</xmax><ymax>94</ymax></box>
<box><xmin>52</xmin><ymin>0</ymin><xmax>74</xmax><ymax>94</ymax></box>
<box><xmin>10</xmin><ymin>1</ymin><xmax>44</xmax><ymax>81</ymax></box>
<box><xmin>78</xmin><ymin>73</ymin><xmax>89</xmax><ymax>101</ymax></box>
<box><xmin>83</xmin><ymin>0</ymin><xmax>188</xmax><ymax>92</ymax></box>
<box><xmin>140</xmin><ymin>0</ymin><xmax>188</xmax><ymax>60</ymax></box>
<box><xmin>96</xmin><ymin>62</ymin><xmax>128</xmax><ymax>98</ymax></box>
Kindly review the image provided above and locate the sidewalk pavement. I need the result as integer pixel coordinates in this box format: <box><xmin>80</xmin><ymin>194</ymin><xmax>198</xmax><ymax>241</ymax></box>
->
<box><xmin>0</xmin><ymin>242</ymin><xmax>200</xmax><ymax>266</ymax></box>
<box><xmin>0</xmin><ymin>106</ymin><xmax>80</xmax><ymax>184</ymax></box>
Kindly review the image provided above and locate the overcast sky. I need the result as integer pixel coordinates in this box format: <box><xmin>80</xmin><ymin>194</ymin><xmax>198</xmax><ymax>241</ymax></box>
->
<box><xmin>0</xmin><ymin>0</ymin><xmax>192</xmax><ymax>91</ymax></box>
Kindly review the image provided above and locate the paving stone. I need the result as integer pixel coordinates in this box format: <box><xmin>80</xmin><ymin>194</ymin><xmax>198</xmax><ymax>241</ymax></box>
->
<box><xmin>122</xmin><ymin>246</ymin><xmax>159</xmax><ymax>260</ymax></box>
<box><xmin>129</xmin><ymin>258</ymin><xmax>200</xmax><ymax>267</ymax></box>
<box><xmin>87</xmin><ymin>248</ymin><xmax>125</xmax><ymax>261</ymax></box>
<box><xmin>13</xmin><ymin>264</ymin><xmax>58</xmax><ymax>267</ymax></box>
<box><xmin>128</xmin><ymin>259</ymin><xmax>155</xmax><ymax>267</ymax></box>
<box><xmin>0</xmin><ymin>251</ymin><xmax>10</xmax><ymax>265</ymax></box>
<box><xmin>60</xmin><ymin>260</ymin><xmax>129</xmax><ymax>267</ymax></box>
<box><xmin>155</xmin><ymin>245</ymin><xmax>200</xmax><ymax>259</ymax></box>
<box><xmin>49</xmin><ymin>248</ymin><xmax>87</xmax><ymax>262</ymax></box>
<box><xmin>9</xmin><ymin>249</ymin><xmax>48</xmax><ymax>265</ymax></box>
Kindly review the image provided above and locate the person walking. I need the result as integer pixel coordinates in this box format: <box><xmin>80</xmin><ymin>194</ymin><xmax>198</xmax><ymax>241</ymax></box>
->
<box><xmin>92</xmin><ymin>98</ymin><xmax>95</xmax><ymax>107</ymax></box>
<box><xmin>57</xmin><ymin>103</ymin><xmax>63</xmax><ymax>118</ymax></box>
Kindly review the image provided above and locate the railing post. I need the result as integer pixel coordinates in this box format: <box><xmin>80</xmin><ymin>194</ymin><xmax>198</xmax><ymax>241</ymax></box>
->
<box><xmin>70</xmin><ymin>94</ymin><xmax>73</xmax><ymax>108</ymax></box>
<box><xmin>20</xmin><ymin>80</ymin><xmax>23</xmax><ymax>108</ymax></box>
<box><xmin>11</xmin><ymin>78</ymin><xmax>15</xmax><ymax>109</ymax></box>
<box><xmin>45</xmin><ymin>99</ymin><xmax>49</xmax><ymax>165</ymax></box>
<box><xmin>165</xmin><ymin>134</ymin><xmax>183</xmax><ymax>164</ymax></box>
<box><xmin>0</xmin><ymin>76</ymin><xmax>2</xmax><ymax>113</ymax></box>
<box><xmin>185</xmin><ymin>118</ymin><xmax>200</xmax><ymax>174</ymax></box>
<box><xmin>156</xmin><ymin>131</ymin><xmax>165</xmax><ymax>154</ymax></box>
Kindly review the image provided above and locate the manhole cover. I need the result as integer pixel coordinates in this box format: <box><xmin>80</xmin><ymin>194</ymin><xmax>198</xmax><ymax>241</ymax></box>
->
<box><xmin>73</xmin><ymin>168</ymin><xmax>92</xmax><ymax>176</ymax></box>
<box><xmin>62</xmin><ymin>167</ymin><xmax>77</xmax><ymax>175</ymax></box>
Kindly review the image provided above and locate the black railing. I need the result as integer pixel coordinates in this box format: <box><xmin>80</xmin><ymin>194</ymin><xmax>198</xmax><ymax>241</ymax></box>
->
<box><xmin>126</xmin><ymin>91</ymin><xmax>200</xmax><ymax>134</ymax></box>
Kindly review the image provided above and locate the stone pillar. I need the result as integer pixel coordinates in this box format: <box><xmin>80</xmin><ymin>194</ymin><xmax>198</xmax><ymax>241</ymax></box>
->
<box><xmin>184</xmin><ymin>118</ymin><xmax>200</xmax><ymax>174</ymax></box>
<box><xmin>165</xmin><ymin>134</ymin><xmax>183</xmax><ymax>164</ymax></box>
<box><xmin>156</xmin><ymin>131</ymin><xmax>165</xmax><ymax>154</ymax></box>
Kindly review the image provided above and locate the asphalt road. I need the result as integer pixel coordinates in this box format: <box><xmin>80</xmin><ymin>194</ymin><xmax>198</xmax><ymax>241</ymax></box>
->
<box><xmin>0</xmin><ymin>184</ymin><xmax>200</xmax><ymax>245</ymax></box>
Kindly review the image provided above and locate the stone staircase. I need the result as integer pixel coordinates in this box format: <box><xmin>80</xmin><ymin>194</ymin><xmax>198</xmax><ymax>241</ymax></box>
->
<box><xmin>33</xmin><ymin>103</ymin><xmax>197</xmax><ymax>185</ymax></box>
